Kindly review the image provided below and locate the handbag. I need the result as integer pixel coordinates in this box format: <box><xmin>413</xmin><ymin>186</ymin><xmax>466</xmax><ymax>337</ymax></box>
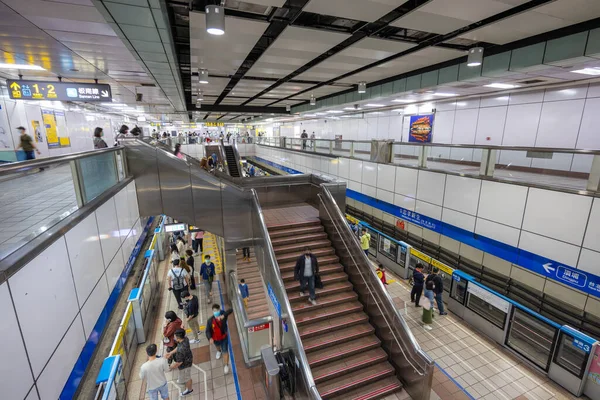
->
<box><xmin>315</xmin><ymin>274</ymin><xmax>324</xmax><ymax>289</ymax></box>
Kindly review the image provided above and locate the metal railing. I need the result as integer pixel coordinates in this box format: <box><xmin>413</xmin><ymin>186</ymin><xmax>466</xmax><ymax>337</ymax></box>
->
<box><xmin>318</xmin><ymin>184</ymin><xmax>434</xmax><ymax>400</ymax></box>
<box><xmin>257</xmin><ymin>136</ymin><xmax>600</xmax><ymax>192</ymax></box>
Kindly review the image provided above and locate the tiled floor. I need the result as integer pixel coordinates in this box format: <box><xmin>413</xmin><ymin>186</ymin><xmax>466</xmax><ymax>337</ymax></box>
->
<box><xmin>262</xmin><ymin>203</ymin><xmax>319</xmax><ymax>226</ymax></box>
<box><xmin>0</xmin><ymin>165</ymin><xmax>77</xmax><ymax>257</ymax></box>
<box><xmin>384</xmin><ymin>268</ymin><xmax>580</xmax><ymax>400</ymax></box>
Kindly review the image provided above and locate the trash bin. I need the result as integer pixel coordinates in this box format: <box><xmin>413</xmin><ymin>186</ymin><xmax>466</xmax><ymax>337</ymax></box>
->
<box><xmin>261</xmin><ymin>346</ymin><xmax>280</xmax><ymax>399</ymax></box>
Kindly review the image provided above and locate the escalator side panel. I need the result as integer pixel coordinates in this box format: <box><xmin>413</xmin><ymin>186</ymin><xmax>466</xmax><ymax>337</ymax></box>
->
<box><xmin>124</xmin><ymin>141</ymin><xmax>164</xmax><ymax>217</ymax></box>
<box><xmin>156</xmin><ymin>149</ymin><xmax>196</xmax><ymax>225</ymax></box>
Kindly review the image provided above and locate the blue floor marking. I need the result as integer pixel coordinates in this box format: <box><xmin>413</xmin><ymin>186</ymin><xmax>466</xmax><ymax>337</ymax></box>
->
<box><xmin>434</xmin><ymin>362</ymin><xmax>477</xmax><ymax>400</ymax></box>
<box><xmin>216</xmin><ymin>280</ymin><xmax>242</xmax><ymax>400</ymax></box>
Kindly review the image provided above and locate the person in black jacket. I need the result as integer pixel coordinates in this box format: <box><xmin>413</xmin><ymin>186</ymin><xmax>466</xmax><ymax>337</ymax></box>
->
<box><xmin>182</xmin><ymin>291</ymin><xmax>200</xmax><ymax>343</ymax></box>
<box><xmin>206</xmin><ymin>304</ymin><xmax>234</xmax><ymax>375</ymax></box>
<box><xmin>294</xmin><ymin>247</ymin><xmax>319</xmax><ymax>305</ymax></box>
<box><xmin>411</xmin><ymin>264</ymin><xmax>425</xmax><ymax>307</ymax></box>
<box><xmin>425</xmin><ymin>268</ymin><xmax>447</xmax><ymax>315</ymax></box>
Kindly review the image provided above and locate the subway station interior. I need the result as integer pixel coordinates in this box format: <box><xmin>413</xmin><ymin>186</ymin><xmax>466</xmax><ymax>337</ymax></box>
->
<box><xmin>5</xmin><ymin>1</ymin><xmax>600</xmax><ymax>400</ymax></box>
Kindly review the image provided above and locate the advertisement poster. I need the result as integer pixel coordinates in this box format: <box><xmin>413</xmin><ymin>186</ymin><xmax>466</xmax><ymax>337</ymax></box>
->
<box><xmin>408</xmin><ymin>114</ymin><xmax>434</xmax><ymax>143</ymax></box>
<box><xmin>589</xmin><ymin>346</ymin><xmax>600</xmax><ymax>386</ymax></box>
<box><xmin>42</xmin><ymin>109</ymin><xmax>59</xmax><ymax>147</ymax></box>
<box><xmin>31</xmin><ymin>120</ymin><xmax>43</xmax><ymax>143</ymax></box>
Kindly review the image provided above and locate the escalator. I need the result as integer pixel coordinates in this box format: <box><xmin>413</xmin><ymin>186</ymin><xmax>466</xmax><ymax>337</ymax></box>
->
<box><xmin>224</xmin><ymin>145</ymin><xmax>241</xmax><ymax>177</ymax></box>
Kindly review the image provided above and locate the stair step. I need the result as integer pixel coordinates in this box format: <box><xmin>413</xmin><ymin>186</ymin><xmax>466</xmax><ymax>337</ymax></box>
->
<box><xmin>267</xmin><ymin>220</ymin><xmax>322</xmax><ymax>232</ymax></box>
<box><xmin>317</xmin><ymin>362</ymin><xmax>396</xmax><ymax>399</ymax></box>
<box><xmin>282</xmin><ymin>264</ymin><xmax>343</xmax><ymax>282</ymax></box>
<box><xmin>268</xmin><ymin>225</ymin><xmax>324</xmax><ymax>239</ymax></box>
<box><xmin>312</xmin><ymin>348</ymin><xmax>388</xmax><ymax>384</ymax></box>
<box><xmin>296</xmin><ymin>301</ymin><xmax>364</xmax><ymax>326</ymax></box>
<box><xmin>279</xmin><ymin>255</ymin><xmax>339</xmax><ymax>272</ymax></box>
<box><xmin>285</xmin><ymin>272</ymin><xmax>347</xmax><ymax>290</ymax></box>
<box><xmin>303</xmin><ymin>323</ymin><xmax>375</xmax><ymax>353</ymax></box>
<box><xmin>271</xmin><ymin>232</ymin><xmax>328</xmax><ymax>246</ymax></box>
<box><xmin>274</xmin><ymin>239</ymin><xmax>331</xmax><ymax>254</ymax></box>
<box><xmin>287</xmin><ymin>281</ymin><xmax>353</xmax><ymax>302</ymax></box>
<box><xmin>326</xmin><ymin>376</ymin><xmax>403</xmax><ymax>400</ymax></box>
<box><xmin>299</xmin><ymin>311</ymin><xmax>369</xmax><ymax>338</ymax></box>
<box><xmin>292</xmin><ymin>291</ymin><xmax>358</xmax><ymax>314</ymax></box>
<box><xmin>276</xmin><ymin>247</ymin><xmax>335</xmax><ymax>263</ymax></box>
<box><xmin>307</xmin><ymin>336</ymin><xmax>382</xmax><ymax>367</ymax></box>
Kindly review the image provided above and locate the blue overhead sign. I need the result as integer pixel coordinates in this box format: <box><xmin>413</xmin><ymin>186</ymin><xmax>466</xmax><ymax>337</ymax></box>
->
<box><xmin>267</xmin><ymin>283</ymin><xmax>281</xmax><ymax>318</ymax></box>
<box><xmin>573</xmin><ymin>338</ymin><xmax>592</xmax><ymax>353</ymax></box>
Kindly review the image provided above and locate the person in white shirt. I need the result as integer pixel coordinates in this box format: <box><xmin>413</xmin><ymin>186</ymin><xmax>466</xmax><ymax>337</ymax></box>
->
<box><xmin>139</xmin><ymin>344</ymin><xmax>170</xmax><ymax>400</ymax></box>
<box><xmin>168</xmin><ymin>259</ymin><xmax>190</xmax><ymax>310</ymax></box>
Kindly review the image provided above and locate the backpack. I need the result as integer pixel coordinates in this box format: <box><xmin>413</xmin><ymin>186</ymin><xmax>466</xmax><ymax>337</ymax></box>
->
<box><xmin>172</xmin><ymin>268</ymin><xmax>185</xmax><ymax>290</ymax></box>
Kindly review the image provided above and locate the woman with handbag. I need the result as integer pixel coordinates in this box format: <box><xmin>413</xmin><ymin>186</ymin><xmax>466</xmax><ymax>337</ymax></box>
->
<box><xmin>162</xmin><ymin>311</ymin><xmax>182</xmax><ymax>364</ymax></box>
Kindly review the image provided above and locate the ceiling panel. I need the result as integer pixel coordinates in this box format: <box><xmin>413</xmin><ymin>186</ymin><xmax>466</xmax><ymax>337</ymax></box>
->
<box><xmin>303</xmin><ymin>0</ymin><xmax>404</xmax><ymax>22</ymax></box>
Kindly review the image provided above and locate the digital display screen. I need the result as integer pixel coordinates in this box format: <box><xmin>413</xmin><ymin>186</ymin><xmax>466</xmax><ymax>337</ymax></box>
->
<box><xmin>7</xmin><ymin>80</ymin><xmax>112</xmax><ymax>102</ymax></box>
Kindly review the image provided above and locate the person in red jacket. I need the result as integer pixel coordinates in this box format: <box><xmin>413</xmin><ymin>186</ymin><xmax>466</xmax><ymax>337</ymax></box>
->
<box><xmin>206</xmin><ymin>304</ymin><xmax>233</xmax><ymax>375</ymax></box>
<box><xmin>162</xmin><ymin>311</ymin><xmax>182</xmax><ymax>364</ymax></box>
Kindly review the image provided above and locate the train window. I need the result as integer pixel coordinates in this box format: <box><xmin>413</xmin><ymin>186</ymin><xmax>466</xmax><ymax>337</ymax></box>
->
<box><xmin>378</xmin><ymin>235</ymin><xmax>398</xmax><ymax>262</ymax></box>
<box><xmin>450</xmin><ymin>278</ymin><xmax>467</xmax><ymax>305</ymax></box>
<box><xmin>466</xmin><ymin>291</ymin><xmax>507</xmax><ymax>329</ymax></box>
<box><xmin>506</xmin><ymin>308</ymin><xmax>557</xmax><ymax>371</ymax></box>
<box><xmin>553</xmin><ymin>333</ymin><xmax>589</xmax><ymax>378</ymax></box>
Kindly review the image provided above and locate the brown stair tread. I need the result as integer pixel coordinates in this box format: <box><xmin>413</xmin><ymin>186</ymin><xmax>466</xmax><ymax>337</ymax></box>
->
<box><xmin>317</xmin><ymin>361</ymin><xmax>396</xmax><ymax>399</ymax></box>
<box><xmin>292</xmin><ymin>291</ymin><xmax>358</xmax><ymax>313</ymax></box>
<box><xmin>271</xmin><ymin>232</ymin><xmax>328</xmax><ymax>246</ymax></box>
<box><xmin>276</xmin><ymin>247</ymin><xmax>335</xmax><ymax>263</ymax></box>
<box><xmin>312</xmin><ymin>348</ymin><xmax>388</xmax><ymax>383</ymax></box>
<box><xmin>302</xmin><ymin>323</ymin><xmax>374</xmax><ymax>352</ymax></box>
<box><xmin>279</xmin><ymin>255</ymin><xmax>339</xmax><ymax>271</ymax></box>
<box><xmin>288</xmin><ymin>281</ymin><xmax>353</xmax><ymax>302</ymax></box>
<box><xmin>295</xmin><ymin>301</ymin><xmax>364</xmax><ymax>325</ymax></box>
<box><xmin>285</xmin><ymin>272</ymin><xmax>348</xmax><ymax>290</ymax></box>
<box><xmin>281</xmin><ymin>264</ymin><xmax>344</xmax><ymax>281</ymax></box>
<box><xmin>274</xmin><ymin>239</ymin><xmax>332</xmax><ymax>254</ymax></box>
<box><xmin>307</xmin><ymin>336</ymin><xmax>382</xmax><ymax>367</ymax></box>
<box><xmin>267</xmin><ymin>219</ymin><xmax>321</xmax><ymax>230</ymax></box>
<box><xmin>268</xmin><ymin>225</ymin><xmax>324</xmax><ymax>238</ymax></box>
<box><xmin>298</xmin><ymin>311</ymin><xmax>369</xmax><ymax>338</ymax></box>
<box><xmin>325</xmin><ymin>376</ymin><xmax>403</xmax><ymax>400</ymax></box>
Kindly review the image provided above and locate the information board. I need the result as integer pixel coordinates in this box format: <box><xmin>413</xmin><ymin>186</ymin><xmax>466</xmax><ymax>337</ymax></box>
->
<box><xmin>7</xmin><ymin>80</ymin><xmax>112</xmax><ymax>102</ymax></box>
<box><xmin>165</xmin><ymin>223</ymin><xmax>186</xmax><ymax>233</ymax></box>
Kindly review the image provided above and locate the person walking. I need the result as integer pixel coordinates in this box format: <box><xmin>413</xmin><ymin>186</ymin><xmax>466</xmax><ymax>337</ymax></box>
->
<box><xmin>182</xmin><ymin>291</ymin><xmax>201</xmax><ymax>343</ymax></box>
<box><xmin>310</xmin><ymin>132</ymin><xmax>315</xmax><ymax>149</ymax></box>
<box><xmin>16</xmin><ymin>127</ymin><xmax>40</xmax><ymax>160</ymax></box>
<box><xmin>200</xmin><ymin>255</ymin><xmax>216</xmax><ymax>302</ymax></box>
<box><xmin>426</xmin><ymin>267</ymin><xmax>447</xmax><ymax>315</ymax></box>
<box><xmin>185</xmin><ymin>249</ymin><xmax>196</xmax><ymax>290</ymax></box>
<box><xmin>239</xmin><ymin>279</ymin><xmax>249</xmax><ymax>309</ymax></box>
<box><xmin>300</xmin><ymin>130</ymin><xmax>308</xmax><ymax>150</ymax></box>
<box><xmin>168</xmin><ymin>259</ymin><xmax>190</xmax><ymax>309</ymax></box>
<box><xmin>170</xmin><ymin>243</ymin><xmax>180</xmax><ymax>263</ymax></box>
<box><xmin>206</xmin><ymin>304</ymin><xmax>233</xmax><ymax>374</ymax></box>
<box><xmin>176</xmin><ymin>236</ymin><xmax>186</xmax><ymax>255</ymax></box>
<box><xmin>360</xmin><ymin>228</ymin><xmax>371</xmax><ymax>258</ymax></box>
<box><xmin>139</xmin><ymin>344</ymin><xmax>170</xmax><ymax>400</ymax></box>
<box><xmin>162</xmin><ymin>311</ymin><xmax>182</xmax><ymax>364</ymax></box>
<box><xmin>294</xmin><ymin>247</ymin><xmax>319</xmax><ymax>306</ymax></box>
<box><xmin>93</xmin><ymin>127</ymin><xmax>108</xmax><ymax>149</ymax></box>
<box><xmin>166</xmin><ymin>329</ymin><xmax>194</xmax><ymax>396</ymax></box>
<box><xmin>242</xmin><ymin>247</ymin><xmax>250</xmax><ymax>261</ymax></box>
<box><xmin>174</xmin><ymin>143</ymin><xmax>184</xmax><ymax>159</ymax></box>
<box><xmin>192</xmin><ymin>230</ymin><xmax>204</xmax><ymax>255</ymax></box>
<box><xmin>411</xmin><ymin>264</ymin><xmax>425</xmax><ymax>307</ymax></box>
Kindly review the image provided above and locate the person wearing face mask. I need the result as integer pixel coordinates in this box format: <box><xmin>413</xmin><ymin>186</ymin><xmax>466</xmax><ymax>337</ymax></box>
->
<box><xmin>93</xmin><ymin>127</ymin><xmax>108</xmax><ymax>149</ymax></box>
<box><xmin>206</xmin><ymin>304</ymin><xmax>233</xmax><ymax>375</ymax></box>
<box><xmin>200</xmin><ymin>255</ymin><xmax>216</xmax><ymax>302</ymax></box>
<box><xmin>294</xmin><ymin>247</ymin><xmax>319</xmax><ymax>305</ymax></box>
<box><xmin>162</xmin><ymin>311</ymin><xmax>182</xmax><ymax>364</ymax></box>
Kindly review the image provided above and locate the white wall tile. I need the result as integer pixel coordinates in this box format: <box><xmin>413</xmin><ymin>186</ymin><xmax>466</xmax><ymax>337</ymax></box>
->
<box><xmin>25</xmin><ymin>386</ymin><xmax>39</xmax><ymax>400</ymax></box>
<box><xmin>95</xmin><ymin>198</ymin><xmax>120</xmax><ymax>269</ymax></box>
<box><xmin>480</xmin><ymin>95</ymin><xmax>509</xmax><ymax>108</ymax></box>
<box><xmin>576</xmin><ymin>98</ymin><xmax>600</xmax><ymax>149</ymax></box>
<box><xmin>535</xmin><ymin>99</ymin><xmax>585</xmax><ymax>148</ymax></box>
<box><xmin>522</xmin><ymin>188</ymin><xmax>592</xmax><ymax>246</ymax></box>
<box><xmin>502</xmin><ymin>103</ymin><xmax>542</xmax><ymax>146</ymax></box>
<box><xmin>451</xmin><ymin>108</ymin><xmax>479</xmax><ymax>144</ymax></box>
<box><xmin>587</xmin><ymin>83</ymin><xmax>600</xmax><ymax>98</ymax></box>
<box><xmin>65</xmin><ymin>213</ymin><xmax>105</xmax><ymax>304</ymax></box>
<box><xmin>435</xmin><ymin>101</ymin><xmax>457</xmax><ymax>111</ymax></box>
<box><xmin>394</xmin><ymin>193</ymin><xmax>416</xmax><ymax>211</ymax></box>
<box><xmin>0</xmin><ymin>283</ymin><xmax>33</xmax><ymax>399</ymax></box>
<box><xmin>328</xmin><ymin>159</ymin><xmax>338</xmax><ymax>176</ymax></box>
<box><xmin>509</xmin><ymin>90</ymin><xmax>544</xmax><ymax>105</ymax></box>
<box><xmin>415</xmin><ymin>200</ymin><xmax>442</xmax><ymax>220</ymax></box>
<box><xmin>583</xmin><ymin>198</ymin><xmax>600</xmax><ymax>252</ymax></box>
<box><xmin>431</xmin><ymin>110</ymin><xmax>454</xmax><ymax>143</ymax></box>
<box><xmin>394</xmin><ymin>166</ymin><xmax>419</xmax><ymax>198</ymax></box>
<box><xmin>114</xmin><ymin>186</ymin><xmax>131</xmax><ymax>241</ymax></box>
<box><xmin>475</xmin><ymin>106</ymin><xmax>507</xmax><ymax>145</ymax></box>
<box><xmin>519</xmin><ymin>231</ymin><xmax>580</xmax><ymax>267</ymax></box>
<box><xmin>348</xmin><ymin>159</ymin><xmax>363</xmax><ymax>183</ymax></box>
<box><xmin>9</xmin><ymin>238</ymin><xmax>79</xmax><ymax>377</ymax></box>
<box><xmin>442</xmin><ymin>208</ymin><xmax>476</xmax><ymax>232</ymax></box>
<box><xmin>337</xmin><ymin>158</ymin><xmax>350</xmax><ymax>179</ymax></box>
<box><xmin>320</xmin><ymin>158</ymin><xmax>329</xmax><ymax>173</ymax></box>
<box><xmin>416</xmin><ymin>170</ymin><xmax>446</xmax><ymax>206</ymax></box>
<box><xmin>456</xmin><ymin>98</ymin><xmax>480</xmax><ymax>109</ymax></box>
<box><xmin>543</xmin><ymin>86</ymin><xmax>588</xmax><ymax>102</ymax></box>
<box><xmin>105</xmin><ymin>247</ymin><xmax>126</xmax><ymax>293</ymax></box>
<box><xmin>377</xmin><ymin>188</ymin><xmax>394</xmax><ymax>204</ymax></box>
<box><xmin>362</xmin><ymin>184</ymin><xmax>377</xmax><ymax>198</ymax></box>
<box><xmin>80</xmin><ymin>277</ymin><xmax>109</xmax><ymax>338</ymax></box>
<box><xmin>362</xmin><ymin>161</ymin><xmax>377</xmax><ymax>185</ymax></box>
<box><xmin>477</xmin><ymin>181</ymin><xmax>527</xmax><ymax>228</ymax></box>
<box><xmin>36</xmin><ymin>318</ymin><xmax>85</xmax><ymax>400</ymax></box>
<box><xmin>348</xmin><ymin>180</ymin><xmax>361</xmax><ymax>192</ymax></box>
<box><xmin>377</xmin><ymin>164</ymin><xmax>396</xmax><ymax>191</ymax></box>
<box><xmin>577</xmin><ymin>248</ymin><xmax>600</xmax><ymax>276</ymax></box>
<box><xmin>443</xmin><ymin>175</ymin><xmax>481</xmax><ymax>216</ymax></box>
<box><xmin>475</xmin><ymin>218</ymin><xmax>520</xmax><ymax>247</ymax></box>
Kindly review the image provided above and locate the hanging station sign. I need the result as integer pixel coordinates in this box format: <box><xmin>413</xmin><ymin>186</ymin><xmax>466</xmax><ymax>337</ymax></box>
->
<box><xmin>7</xmin><ymin>80</ymin><xmax>112</xmax><ymax>102</ymax></box>
<box><xmin>205</xmin><ymin>122</ymin><xmax>224</xmax><ymax>127</ymax></box>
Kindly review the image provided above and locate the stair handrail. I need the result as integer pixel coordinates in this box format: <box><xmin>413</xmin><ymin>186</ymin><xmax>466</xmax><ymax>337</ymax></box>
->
<box><xmin>318</xmin><ymin>186</ymin><xmax>433</xmax><ymax>377</ymax></box>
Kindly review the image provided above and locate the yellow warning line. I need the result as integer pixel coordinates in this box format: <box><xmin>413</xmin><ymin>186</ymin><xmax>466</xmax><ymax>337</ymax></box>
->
<box><xmin>203</xmin><ymin>232</ymin><xmax>223</xmax><ymax>274</ymax></box>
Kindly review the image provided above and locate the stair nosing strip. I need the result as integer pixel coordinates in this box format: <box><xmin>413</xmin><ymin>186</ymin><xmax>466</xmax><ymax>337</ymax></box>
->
<box><xmin>314</xmin><ymin>354</ymin><xmax>388</xmax><ymax>381</ymax></box>
<box><xmin>319</xmin><ymin>367</ymin><xmax>395</xmax><ymax>397</ymax></box>
<box><xmin>309</xmin><ymin>339</ymin><xmax>380</xmax><ymax>364</ymax></box>
<box><xmin>352</xmin><ymin>383</ymin><xmax>403</xmax><ymax>400</ymax></box>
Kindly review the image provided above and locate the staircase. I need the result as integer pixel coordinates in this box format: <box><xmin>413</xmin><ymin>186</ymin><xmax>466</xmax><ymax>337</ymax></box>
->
<box><xmin>267</xmin><ymin>219</ymin><xmax>404</xmax><ymax>399</ymax></box>
<box><xmin>223</xmin><ymin>145</ymin><xmax>241</xmax><ymax>177</ymax></box>
<box><xmin>235</xmin><ymin>247</ymin><xmax>270</xmax><ymax>320</ymax></box>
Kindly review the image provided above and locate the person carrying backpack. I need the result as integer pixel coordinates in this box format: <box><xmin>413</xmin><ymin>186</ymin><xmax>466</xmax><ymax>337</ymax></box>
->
<box><xmin>200</xmin><ymin>255</ymin><xmax>216</xmax><ymax>302</ymax></box>
<box><xmin>168</xmin><ymin>259</ymin><xmax>190</xmax><ymax>309</ymax></box>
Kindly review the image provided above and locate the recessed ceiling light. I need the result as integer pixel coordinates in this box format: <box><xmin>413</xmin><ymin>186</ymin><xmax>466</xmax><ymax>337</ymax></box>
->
<box><xmin>327</xmin><ymin>110</ymin><xmax>343</xmax><ymax>113</ymax></box>
<box><xmin>432</xmin><ymin>93</ymin><xmax>458</xmax><ymax>97</ymax></box>
<box><xmin>344</xmin><ymin>107</ymin><xmax>361</xmax><ymax>110</ymax></box>
<box><xmin>455</xmin><ymin>102</ymin><xmax>467</xmax><ymax>107</ymax></box>
<box><xmin>571</xmin><ymin>68</ymin><xmax>600</xmax><ymax>76</ymax></box>
<box><xmin>316</xmin><ymin>112</ymin><xmax>326</xmax><ymax>115</ymax></box>
<box><xmin>484</xmin><ymin>83</ymin><xmax>519</xmax><ymax>89</ymax></box>
<box><xmin>365</xmin><ymin>103</ymin><xmax>385</xmax><ymax>107</ymax></box>
<box><xmin>0</xmin><ymin>63</ymin><xmax>45</xmax><ymax>71</ymax></box>
<box><xmin>392</xmin><ymin>99</ymin><xmax>413</xmax><ymax>103</ymax></box>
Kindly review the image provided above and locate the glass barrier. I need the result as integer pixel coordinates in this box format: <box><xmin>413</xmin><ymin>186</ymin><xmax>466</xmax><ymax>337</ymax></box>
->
<box><xmin>378</xmin><ymin>234</ymin><xmax>398</xmax><ymax>262</ymax></box>
<box><xmin>451</xmin><ymin>277</ymin><xmax>467</xmax><ymax>304</ymax></box>
<box><xmin>507</xmin><ymin>308</ymin><xmax>558</xmax><ymax>370</ymax></box>
<box><xmin>466</xmin><ymin>292</ymin><xmax>507</xmax><ymax>328</ymax></box>
<box><xmin>554</xmin><ymin>332</ymin><xmax>589</xmax><ymax>378</ymax></box>
<box><xmin>77</xmin><ymin>151</ymin><xmax>119</xmax><ymax>203</ymax></box>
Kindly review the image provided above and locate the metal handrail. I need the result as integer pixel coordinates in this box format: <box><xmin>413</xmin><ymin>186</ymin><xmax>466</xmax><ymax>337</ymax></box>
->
<box><xmin>0</xmin><ymin>146</ymin><xmax>123</xmax><ymax>175</ymax></box>
<box><xmin>319</xmin><ymin>185</ymin><xmax>433</xmax><ymax>374</ymax></box>
<box><xmin>229</xmin><ymin>269</ymin><xmax>273</xmax><ymax>329</ymax></box>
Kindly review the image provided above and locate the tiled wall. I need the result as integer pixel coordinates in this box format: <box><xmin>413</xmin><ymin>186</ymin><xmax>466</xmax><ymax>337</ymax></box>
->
<box><xmin>255</xmin><ymin>146</ymin><xmax>600</xmax><ymax>315</ymax></box>
<box><xmin>0</xmin><ymin>181</ymin><xmax>141</xmax><ymax>400</ymax></box>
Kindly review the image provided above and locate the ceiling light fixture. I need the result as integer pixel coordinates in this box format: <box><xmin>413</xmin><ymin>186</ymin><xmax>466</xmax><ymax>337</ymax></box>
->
<box><xmin>310</xmin><ymin>95</ymin><xmax>316</xmax><ymax>106</ymax></box>
<box><xmin>0</xmin><ymin>63</ymin><xmax>45</xmax><ymax>71</ymax></box>
<box><xmin>484</xmin><ymin>83</ymin><xmax>519</xmax><ymax>89</ymax></box>
<box><xmin>467</xmin><ymin>47</ymin><xmax>484</xmax><ymax>67</ymax></box>
<box><xmin>286</xmin><ymin>105</ymin><xmax>291</xmax><ymax>112</ymax></box>
<box><xmin>358</xmin><ymin>81</ymin><xmax>367</xmax><ymax>94</ymax></box>
<box><xmin>432</xmin><ymin>92</ymin><xmax>458</xmax><ymax>97</ymax></box>
<box><xmin>197</xmin><ymin>91</ymin><xmax>204</xmax><ymax>101</ymax></box>
<box><xmin>205</xmin><ymin>4</ymin><xmax>225</xmax><ymax>36</ymax></box>
<box><xmin>571</xmin><ymin>67</ymin><xmax>600</xmax><ymax>76</ymax></box>
<box><xmin>344</xmin><ymin>107</ymin><xmax>361</xmax><ymax>110</ymax></box>
<box><xmin>327</xmin><ymin>110</ymin><xmax>343</xmax><ymax>114</ymax></box>
<box><xmin>392</xmin><ymin>99</ymin><xmax>414</xmax><ymax>103</ymax></box>
<box><xmin>199</xmin><ymin>69</ymin><xmax>209</xmax><ymax>84</ymax></box>
<box><xmin>365</xmin><ymin>103</ymin><xmax>385</xmax><ymax>107</ymax></box>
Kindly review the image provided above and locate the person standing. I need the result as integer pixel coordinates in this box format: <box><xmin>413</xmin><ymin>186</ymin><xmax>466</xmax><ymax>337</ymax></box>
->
<box><xmin>360</xmin><ymin>228</ymin><xmax>371</xmax><ymax>258</ymax></box>
<box><xmin>300</xmin><ymin>130</ymin><xmax>308</xmax><ymax>150</ymax></box>
<box><xmin>242</xmin><ymin>247</ymin><xmax>250</xmax><ymax>261</ymax></box>
<box><xmin>176</xmin><ymin>236</ymin><xmax>186</xmax><ymax>255</ymax></box>
<box><xmin>411</xmin><ymin>264</ymin><xmax>425</xmax><ymax>307</ymax></box>
<box><xmin>193</xmin><ymin>230</ymin><xmax>204</xmax><ymax>255</ymax></box>
<box><xmin>16</xmin><ymin>127</ymin><xmax>40</xmax><ymax>160</ymax></box>
<box><xmin>166</xmin><ymin>329</ymin><xmax>194</xmax><ymax>396</ymax></box>
<box><xmin>239</xmin><ymin>279</ymin><xmax>249</xmax><ymax>309</ymax></box>
<box><xmin>310</xmin><ymin>132</ymin><xmax>316</xmax><ymax>149</ymax></box>
<box><xmin>185</xmin><ymin>249</ymin><xmax>196</xmax><ymax>290</ymax></box>
<box><xmin>162</xmin><ymin>311</ymin><xmax>182</xmax><ymax>364</ymax></box>
<box><xmin>93</xmin><ymin>127</ymin><xmax>108</xmax><ymax>149</ymax></box>
<box><xmin>182</xmin><ymin>291</ymin><xmax>201</xmax><ymax>343</ymax></box>
<box><xmin>425</xmin><ymin>268</ymin><xmax>447</xmax><ymax>315</ymax></box>
<box><xmin>294</xmin><ymin>247</ymin><xmax>319</xmax><ymax>306</ymax></box>
<box><xmin>174</xmin><ymin>143</ymin><xmax>184</xmax><ymax>159</ymax></box>
<box><xmin>200</xmin><ymin>255</ymin><xmax>216</xmax><ymax>302</ymax></box>
<box><xmin>139</xmin><ymin>344</ymin><xmax>170</xmax><ymax>400</ymax></box>
<box><xmin>168</xmin><ymin>259</ymin><xmax>190</xmax><ymax>309</ymax></box>
<box><xmin>170</xmin><ymin>243</ymin><xmax>180</xmax><ymax>263</ymax></box>
<box><xmin>206</xmin><ymin>304</ymin><xmax>233</xmax><ymax>374</ymax></box>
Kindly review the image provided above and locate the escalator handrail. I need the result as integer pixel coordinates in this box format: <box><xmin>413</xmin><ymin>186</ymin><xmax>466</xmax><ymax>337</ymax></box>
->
<box><xmin>318</xmin><ymin>185</ymin><xmax>434</xmax><ymax>376</ymax></box>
